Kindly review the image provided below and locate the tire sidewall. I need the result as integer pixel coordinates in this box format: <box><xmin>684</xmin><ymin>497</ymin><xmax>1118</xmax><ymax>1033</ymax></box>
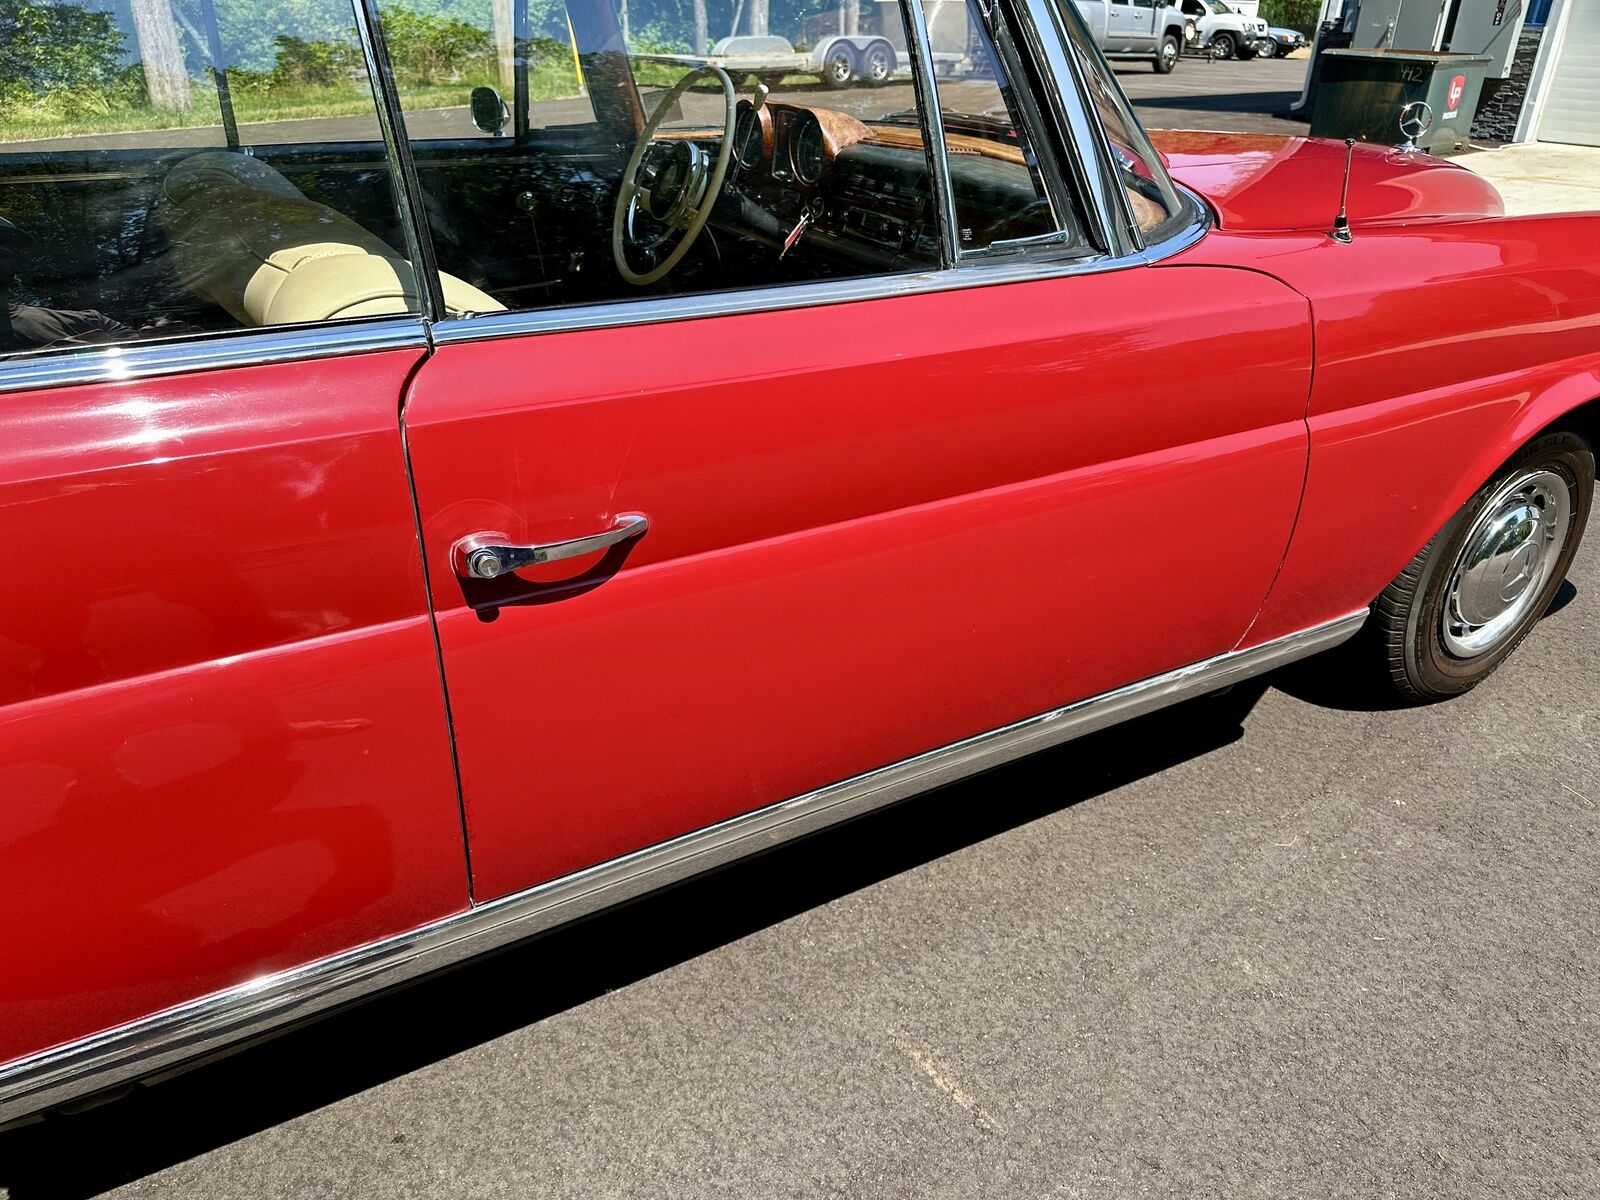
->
<box><xmin>1211</xmin><ymin>33</ymin><xmax>1236</xmax><ymax>58</ymax></box>
<box><xmin>865</xmin><ymin>43</ymin><xmax>892</xmax><ymax>83</ymax></box>
<box><xmin>1402</xmin><ymin>432</ymin><xmax>1594</xmax><ymax>697</ymax></box>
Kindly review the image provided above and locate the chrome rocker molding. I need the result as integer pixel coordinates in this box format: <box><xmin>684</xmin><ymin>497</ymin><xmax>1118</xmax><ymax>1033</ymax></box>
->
<box><xmin>0</xmin><ymin>609</ymin><xmax>1366</xmax><ymax>1126</ymax></box>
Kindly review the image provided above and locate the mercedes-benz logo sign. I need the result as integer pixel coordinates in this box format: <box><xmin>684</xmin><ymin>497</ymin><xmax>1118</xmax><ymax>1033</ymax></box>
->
<box><xmin>1397</xmin><ymin>100</ymin><xmax>1434</xmax><ymax>152</ymax></box>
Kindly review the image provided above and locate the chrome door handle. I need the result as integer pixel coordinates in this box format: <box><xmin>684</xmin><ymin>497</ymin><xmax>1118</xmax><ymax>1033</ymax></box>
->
<box><xmin>453</xmin><ymin>514</ymin><xmax>649</xmax><ymax>580</ymax></box>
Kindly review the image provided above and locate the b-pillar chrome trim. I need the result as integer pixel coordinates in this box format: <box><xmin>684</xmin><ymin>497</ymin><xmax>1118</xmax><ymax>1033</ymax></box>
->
<box><xmin>0</xmin><ymin>609</ymin><xmax>1367</xmax><ymax>1127</ymax></box>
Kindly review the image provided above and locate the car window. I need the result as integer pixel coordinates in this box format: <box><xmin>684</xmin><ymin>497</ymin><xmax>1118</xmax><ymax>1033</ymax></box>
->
<box><xmin>1051</xmin><ymin>0</ymin><xmax>1185</xmax><ymax>238</ymax></box>
<box><xmin>0</xmin><ymin>0</ymin><xmax>425</xmax><ymax>361</ymax></box>
<box><xmin>375</xmin><ymin>0</ymin><xmax>594</xmax><ymax>137</ymax></box>
<box><xmin>381</xmin><ymin>0</ymin><xmax>1082</xmax><ymax>317</ymax></box>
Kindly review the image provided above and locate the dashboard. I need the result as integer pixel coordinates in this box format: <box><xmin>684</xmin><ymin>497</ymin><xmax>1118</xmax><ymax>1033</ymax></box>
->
<box><xmin>719</xmin><ymin>100</ymin><xmax>940</xmax><ymax>269</ymax></box>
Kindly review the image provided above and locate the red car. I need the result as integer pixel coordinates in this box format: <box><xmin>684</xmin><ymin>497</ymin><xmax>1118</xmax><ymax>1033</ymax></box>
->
<box><xmin>0</xmin><ymin>0</ymin><xmax>1594</xmax><ymax>1126</ymax></box>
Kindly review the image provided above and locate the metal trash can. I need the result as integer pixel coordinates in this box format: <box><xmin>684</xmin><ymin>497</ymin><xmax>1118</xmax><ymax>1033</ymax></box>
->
<box><xmin>1309</xmin><ymin>50</ymin><xmax>1491</xmax><ymax>152</ymax></box>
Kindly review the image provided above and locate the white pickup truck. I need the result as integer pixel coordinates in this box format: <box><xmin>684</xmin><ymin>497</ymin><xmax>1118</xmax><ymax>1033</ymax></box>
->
<box><xmin>1069</xmin><ymin>0</ymin><xmax>1195</xmax><ymax>73</ymax></box>
<box><xmin>1176</xmin><ymin>0</ymin><xmax>1271</xmax><ymax>58</ymax></box>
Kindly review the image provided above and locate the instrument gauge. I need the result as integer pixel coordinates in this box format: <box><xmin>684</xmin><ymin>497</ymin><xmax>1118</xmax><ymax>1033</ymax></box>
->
<box><xmin>732</xmin><ymin>103</ymin><xmax>765</xmax><ymax>168</ymax></box>
<box><xmin>791</xmin><ymin>115</ymin><xmax>825</xmax><ymax>185</ymax></box>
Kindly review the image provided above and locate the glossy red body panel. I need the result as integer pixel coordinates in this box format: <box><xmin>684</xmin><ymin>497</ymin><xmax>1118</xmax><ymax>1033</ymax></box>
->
<box><xmin>404</xmin><ymin>269</ymin><xmax>1314</xmax><ymax>899</ymax></box>
<box><xmin>0</xmin><ymin>352</ymin><xmax>468</xmax><ymax>1066</ymax></box>
<box><xmin>1164</xmin><ymin>215</ymin><xmax>1600</xmax><ymax>647</ymax></box>
<box><xmin>1151</xmin><ymin>131</ymin><xmax>1505</xmax><ymax>232</ymax></box>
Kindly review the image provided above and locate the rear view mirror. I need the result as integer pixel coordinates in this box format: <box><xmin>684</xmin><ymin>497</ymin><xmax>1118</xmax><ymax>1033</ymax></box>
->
<box><xmin>471</xmin><ymin>87</ymin><xmax>508</xmax><ymax>137</ymax></box>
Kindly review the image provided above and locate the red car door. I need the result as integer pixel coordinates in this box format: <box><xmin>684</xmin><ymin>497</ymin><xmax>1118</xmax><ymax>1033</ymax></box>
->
<box><xmin>405</xmin><ymin>269</ymin><xmax>1311</xmax><ymax>902</ymax></box>
<box><xmin>386</xmin><ymin>0</ymin><xmax>1313</xmax><ymax>903</ymax></box>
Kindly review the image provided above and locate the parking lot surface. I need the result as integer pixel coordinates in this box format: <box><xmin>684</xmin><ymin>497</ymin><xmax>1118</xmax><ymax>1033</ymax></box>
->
<box><xmin>1118</xmin><ymin>53</ymin><xmax>1312</xmax><ymax>135</ymax></box>
<box><xmin>2</xmin><ymin>533</ymin><xmax>1594</xmax><ymax>1198</ymax></box>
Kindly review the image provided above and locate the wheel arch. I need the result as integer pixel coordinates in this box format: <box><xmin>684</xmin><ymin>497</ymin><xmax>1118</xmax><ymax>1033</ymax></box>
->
<box><xmin>1241</xmin><ymin>364</ymin><xmax>1600</xmax><ymax>651</ymax></box>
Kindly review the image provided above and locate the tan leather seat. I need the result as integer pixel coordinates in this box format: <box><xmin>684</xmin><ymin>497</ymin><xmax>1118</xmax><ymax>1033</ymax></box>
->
<box><xmin>161</xmin><ymin>152</ymin><xmax>504</xmax><ymax>326</ymax></box>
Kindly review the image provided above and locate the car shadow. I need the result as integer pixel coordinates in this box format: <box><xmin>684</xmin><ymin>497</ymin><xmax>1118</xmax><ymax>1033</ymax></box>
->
<box><xmin>1130</xmin><ymin>90</ymin><xmax>1302</xmax><ymax>114</ymax></box>
<box><xmin>0</xmin><ymin>677</ymin><xmax>1280</xmax><ymax>1199</ymax></box>
<box><xmin>1273</xmin><ymin>580</ymin><xmax>1580</xmax><ymax>713</ymax></box>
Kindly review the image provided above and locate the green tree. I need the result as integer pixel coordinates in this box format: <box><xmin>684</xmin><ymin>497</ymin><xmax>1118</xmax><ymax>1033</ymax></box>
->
<box><xmin>0</xmin><ymin>0</ymin><xmax>128</xmax><ymax>111</ymax></box>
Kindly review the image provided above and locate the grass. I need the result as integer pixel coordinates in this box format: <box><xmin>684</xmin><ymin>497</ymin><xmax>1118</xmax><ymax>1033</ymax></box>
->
<box><xmin>0</xmin><ymin>60</ymin><xmax>586</xmax><ymax>145</ymax></box>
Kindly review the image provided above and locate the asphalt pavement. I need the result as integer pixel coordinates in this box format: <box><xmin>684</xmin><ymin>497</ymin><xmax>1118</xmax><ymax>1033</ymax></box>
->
<box><xmin>1</xmin><ymin>530</ymin><xmax>1594</xmax><ymax>1197</ymax></box>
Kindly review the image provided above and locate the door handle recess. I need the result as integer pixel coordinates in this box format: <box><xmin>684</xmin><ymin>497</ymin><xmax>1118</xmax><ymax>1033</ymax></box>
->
<box><xmin>452</xmin><ymin>514</ymin><xmax>649</xmax><ymax>580</ymax></box>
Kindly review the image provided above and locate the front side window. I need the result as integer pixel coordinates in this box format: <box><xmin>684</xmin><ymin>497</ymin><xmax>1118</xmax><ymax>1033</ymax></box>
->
<box><xmin>0</xmin><ymin>0</ymin><xmax>435</xmax><ymax>360</ymax></box>
<box><xmin>379</xmin><ymin>0</ymin><xmax>1080</xmax><ymax>316</ymax></box>
<box><xmin>1052</xmin><ymin>0</ymin><xmax>1185</xmax><ymax>238</ymax></box>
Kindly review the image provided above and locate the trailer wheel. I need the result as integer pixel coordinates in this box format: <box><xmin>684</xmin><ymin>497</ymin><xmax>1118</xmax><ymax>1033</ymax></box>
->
<box><xmin>862</xmin><ymin>41</ymin><xmax>893</xmax><ymax>85</ymax></box>
<box><xmin>822</xmin><ymin>44</ymin><xmax>858</xmax><ymax>86</ymax></box>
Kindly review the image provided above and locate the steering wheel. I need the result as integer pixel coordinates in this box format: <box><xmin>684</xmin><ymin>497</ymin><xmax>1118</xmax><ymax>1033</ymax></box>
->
<box><xmin>612</xmin><ymin>65</ymin><xmax>737</xmax><ymax>287</ymax></box>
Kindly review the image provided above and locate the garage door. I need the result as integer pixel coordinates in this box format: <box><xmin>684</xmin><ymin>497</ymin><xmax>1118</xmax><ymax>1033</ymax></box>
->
<box><xmin>1538</xmin><ymin>0</ymin><xmax>1600</xmax><ymax>146</ymax></box>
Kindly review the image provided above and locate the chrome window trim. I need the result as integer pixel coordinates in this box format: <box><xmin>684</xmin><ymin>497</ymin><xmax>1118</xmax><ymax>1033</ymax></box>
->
<box><xmin>352</xmin><ymin>0</ymin><xmax>447</xmax><ymax>324</ymax></box>
<box><xmin>429</xmin><ymin>201</ymin><xmax>1204</xmax><ymax>349</ymax></box>
<box><xmin>1031</xmin><ymin>0</ymin><xmax>1144</xmax><ymax>255</ymax></box>
<box><xmin>1013</xmin><ymin>0</ymin><xmax>1127</xmax><ymax>256</ymax></box>
<box><xmin>1026</xmin><ymin>0</ymin><xmax>1200</xmax><ymax>257</ymax></box>
<box><xmin>0</xmin><ymin>609</ymin><xmax>1367</xmax><ymax>1128</ymax></box>
<box><xmin>0</xmin><ymin>318</ymin><xmax>430</xmax><ymax>397</ymax></box>
<box><xmin>902</xmin><ymin>0</ymin><xmax>961</xmax><ymax>268</ymax></box>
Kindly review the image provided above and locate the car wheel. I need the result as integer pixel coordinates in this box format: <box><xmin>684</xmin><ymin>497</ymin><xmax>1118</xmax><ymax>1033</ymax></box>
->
<box><xmin>824</xmin><ymin>46</ymin><xmax>857</xmax><ymax>86</ymax></box>
<box><xmin>1372</xmin><ymin>428</ymin><xmax>1594</xmax><ymax>702</ymax></box>
<box><xmin>862</xmin><ymin>41</ymin><xmax>893</xmax><ymax>85</ymax></box>
<box><xmin>1154</xmin><ymin>33</ymin><xmax>1180</xmax><ymax>73</ymax></box>
<box><xmin>1210</xmin><ymin>32</ymin><xmax>1236</xmax><ymax>59</ymax></box>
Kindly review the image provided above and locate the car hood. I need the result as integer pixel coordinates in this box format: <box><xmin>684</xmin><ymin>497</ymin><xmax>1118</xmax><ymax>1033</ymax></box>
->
<box><xmin>1149</xmin><ymin>130</ymin><xmax>1505</xmax><ymax>232</ymax></box>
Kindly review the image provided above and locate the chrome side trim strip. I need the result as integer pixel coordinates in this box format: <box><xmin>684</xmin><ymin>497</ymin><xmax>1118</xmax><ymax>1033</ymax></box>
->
<box><xmin>0</xmin><ymin>609</ymin><xmax>1366</xmax><ymax>1126</ymax></box>
<box><xmin>0</xmin><ymin>318</ymin><xmax>429</xmax><ymax>396</ymax></box>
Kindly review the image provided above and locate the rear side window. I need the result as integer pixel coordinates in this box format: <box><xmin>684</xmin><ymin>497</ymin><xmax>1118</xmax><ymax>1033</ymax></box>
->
<box><xmin>0</xmin><ymin>0</ymin><xmax>422</xmax><ymax>361</ymax></box>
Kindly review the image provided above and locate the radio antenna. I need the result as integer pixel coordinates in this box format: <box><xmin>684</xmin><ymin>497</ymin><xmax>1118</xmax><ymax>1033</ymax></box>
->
<box><xmin>1330</xmin><ymin>138</ymin><xmax>1355</xmax><ymax>244</ymax></box>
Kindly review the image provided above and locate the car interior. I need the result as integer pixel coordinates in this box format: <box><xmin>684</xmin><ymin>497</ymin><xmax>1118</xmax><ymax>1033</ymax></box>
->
<box><xmin>0</xmin><ymin>0</ymin><xmax>1097</xmax><ymax>356</ymax></box>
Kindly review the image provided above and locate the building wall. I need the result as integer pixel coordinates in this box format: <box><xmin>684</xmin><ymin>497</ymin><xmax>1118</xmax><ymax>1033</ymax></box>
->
<box><xmin>1471</xmin><ymin>24</ymin><xmax>1543</xmax><ymax>141</ymax></box>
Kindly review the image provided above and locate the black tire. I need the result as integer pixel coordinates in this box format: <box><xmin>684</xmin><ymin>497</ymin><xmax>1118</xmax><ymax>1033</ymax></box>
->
<box><xmin>1370</xmin><ymin>428</ymin><xmax>1594</xmax><ymax>702</ymax></box>
<box><xmin>1210</xmin><ymin>32</ymin><xmax>1236</xmax><ymax>59</ymax></box>
<box><xmin>1154</xmin><ymin>33</ymin><xmax>1180</xmax><ymax>73</ymax></box>
<box><xmin>861</xmin><ymin>41</ymin><xmax>893</xmax><ymax>85</ymax></box>
<box><xmin>822</xmin><ymin>45</ymin><xmax>857</xmax><ymax>86</ymax></box>
<box><xmin>1238</xmin><ymin>40</ymin><xmax>1257</xmax><ymax>60</ymax></box>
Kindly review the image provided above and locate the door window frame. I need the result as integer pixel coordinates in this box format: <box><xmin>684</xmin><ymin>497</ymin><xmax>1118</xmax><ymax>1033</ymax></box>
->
<box><xmin>398</xmin><ymin>0</ymin><xmax>1202</xmax><ymax>348</ymax></box>
<box><xmin>0</xmin><ymin>0</ymin><xmax>1210</xmax><ymax>397</ymax></box>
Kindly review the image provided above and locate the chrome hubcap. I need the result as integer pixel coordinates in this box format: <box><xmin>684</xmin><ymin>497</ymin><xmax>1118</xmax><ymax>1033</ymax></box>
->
<box><xmin>1441</xmin><ymin>469</ymin><xmax>1571</xmax><ymax>658</ymax></box>
<box><xmin>1162</xmin><ymin>41</ymin><xmax>1177</xmax><ymax>64</ymax></box>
